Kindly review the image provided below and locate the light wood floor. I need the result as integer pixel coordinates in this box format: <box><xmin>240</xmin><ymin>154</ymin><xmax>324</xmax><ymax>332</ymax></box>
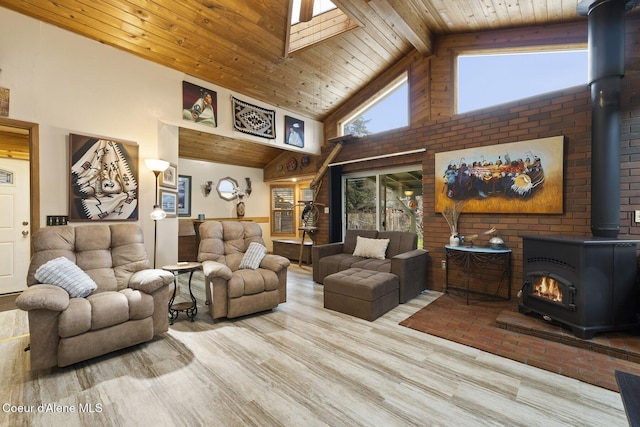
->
<box><xmin>0</xmin><ymin>266</ymin><xmax>628</xmax><ymax>426</ymax></box>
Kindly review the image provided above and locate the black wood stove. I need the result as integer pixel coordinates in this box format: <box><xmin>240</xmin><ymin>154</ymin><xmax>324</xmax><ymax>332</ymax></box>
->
<box><xmin>519</xmin><ymin>235</ymin><xmax>640</xmax><ymax>339</ymax></box>
<box><xmin>518</xmin><ymin>0</ymin><xmax>640</xmax><ymax>339</ymax></box>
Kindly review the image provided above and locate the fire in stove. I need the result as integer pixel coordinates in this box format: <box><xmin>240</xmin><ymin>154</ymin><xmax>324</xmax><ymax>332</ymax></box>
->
<box><xmin>520</xmin><ymin>235</ymin><xmax>640</xmax><ymax>339</ymax></box>
<box><xmin>532</xmin><ymin>276</ymin><xmax>562</xmax><ymax>303</ymax></box>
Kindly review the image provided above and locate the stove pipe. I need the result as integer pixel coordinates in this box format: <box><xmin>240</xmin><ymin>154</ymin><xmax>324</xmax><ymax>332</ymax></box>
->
<box><xmin>584</xmin><ymin>0</ymin><xmax>627</xmax><ymax>238</ymax></box>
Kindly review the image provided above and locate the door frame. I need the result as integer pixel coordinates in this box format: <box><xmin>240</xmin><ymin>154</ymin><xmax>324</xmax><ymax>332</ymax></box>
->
<box><xmin>0</xmin><ymin>117</ymin><xmax>40</xmax><ymax>237</ymax></box>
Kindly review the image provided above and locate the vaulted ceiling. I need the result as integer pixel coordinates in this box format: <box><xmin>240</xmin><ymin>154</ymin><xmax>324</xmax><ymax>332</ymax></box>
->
<box><xmin>0</xmin><ymin>0</ymin><xmax>622</xmax><ymax>167</ymax></box>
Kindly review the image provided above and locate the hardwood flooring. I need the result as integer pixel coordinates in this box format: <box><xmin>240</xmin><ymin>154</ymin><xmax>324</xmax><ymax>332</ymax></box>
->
<box><xmin>0</xmin><ymin>266</ymin><xmax>629</xmax><ymax>426</ymax></box>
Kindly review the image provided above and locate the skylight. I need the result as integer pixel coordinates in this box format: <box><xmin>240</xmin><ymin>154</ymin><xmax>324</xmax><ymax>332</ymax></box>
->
<box><xmin>291</xmin><ymin>0</ymin><xmax>337</xmax><ymax>25</ymax></box>
<box><xmin>286</xmin><ymin>0</ymin><xmax>358</xmax><ymax>56</ymax></box>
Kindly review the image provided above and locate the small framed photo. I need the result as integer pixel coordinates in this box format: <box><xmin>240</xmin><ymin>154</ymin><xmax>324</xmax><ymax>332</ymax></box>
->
<box><xmin>178</xmin><ymin>175</ymin><xmax>192</xmax><ymax>217</ymax></box>
<box><xmin>160</xmin><ymin>163</ymin><xmax>178</xmax><ymax>189</ymax></box>
<box><xmin>284</xmin><ymin>115</ymin><xmax>304</xmax><ymax>148</ymax></box>
<box><xmin>159</xmin><ymin>189</ymin><xmax>178</xmax><ymax>217</ymax></box>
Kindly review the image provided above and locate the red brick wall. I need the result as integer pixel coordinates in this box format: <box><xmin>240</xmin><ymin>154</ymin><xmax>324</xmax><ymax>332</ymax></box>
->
<box><xmin>315</xmin><ymin>16</ymin><xmax>640</xmax><ymax>294</ymax></box>
<box><xmin>315</xmin><ymin>73</ymin><xmax>640</xmax><ymax>293</ymax></box>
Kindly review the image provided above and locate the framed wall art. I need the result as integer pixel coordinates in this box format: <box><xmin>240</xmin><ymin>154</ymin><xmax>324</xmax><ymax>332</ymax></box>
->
<box><xmin>435</xmin><ymin>135</ymin><xmax>564</xmax><ymax>214</ymax></box>
<box><xmin>0</xmin><ymin>87</ymin><xmax>9</xmax><ymax>116</ymax></box>
<box><xmin>159</xmin><ymin>189</ymin><xmax>178</xmax><ymax>218</ymax></box>
<box><xmin>232</xmin><ymin>96</ymin><xmax>276</xmax><ymax>139</ymax></box>
<box><xmin>182</xmin><ymin>81</ymin><xmax>217</xmax><ymax>127</ymax></box>
<box><xmin>284</xmin><ymin>115</ymin><xmax>304</xmax><ymax>148</ymax></box>
<box><xmin>178</xmin><ymin>175</ymin><xmax>192</xmax><ymax>217</ymax></box>
<box><xmin>69</xmin><ymin>133</ymin><xmax>138</xmax><ymax>221</ymax></box>
<box><xmin>160</xmin><ymin>163</ymin><xmax>177</xmax><ymax>189</ymax></box>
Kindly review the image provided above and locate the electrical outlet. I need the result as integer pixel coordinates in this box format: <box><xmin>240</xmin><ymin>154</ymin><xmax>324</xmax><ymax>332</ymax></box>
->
<box><xmin>441</xmin><ymin>260</ymin><xmax>447</xmax><ymax>270</ymax></box>
<box><xmin>636</xmin><ymin>210</ymin><xmax>640</xmax><ymax>223</ymax></box>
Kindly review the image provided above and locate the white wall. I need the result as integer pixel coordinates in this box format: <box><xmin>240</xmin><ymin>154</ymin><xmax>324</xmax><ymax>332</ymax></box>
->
<box><xmin>178</xmin><ymin>158</ymin><xmax>273</xmax><ymax>250</ymax></box>
<box><xmin>0</xmin><ymin>7</ymin><xmax>322</xmax><ymax>266</ymax></box>
<box><xmin>179</xmin><ymin>159</ymin><xmax>268</xmax><ymax>219</ymax></box>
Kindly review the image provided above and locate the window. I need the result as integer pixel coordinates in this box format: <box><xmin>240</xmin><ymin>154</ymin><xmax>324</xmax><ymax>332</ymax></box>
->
<box><xmin>290</xmin><ymin>0</ymin><xmax>337</xmax><ymax>25</ymax></box>
<box><xmin>343</xmin><ymin>166</ymin><xmax>423</xmax><ymax>247</ymax></box>
<box><xmin>340</xmin><ymin>73</ymin><xmax>409</xmax><ymax>137</ymax></box>
<box><xmin>271</xmin><ymin>186</ymin><xmax>295</xmax><ymax>235</ymax></box>
<box><xmin>287</xmin><ymin>0</ymin><xmax>359</xmax><ymax>55</ymax></box>
<box><xmin>457</xmin><ymin>49</ymin><xmax>588</xmax><ymax>114</ymax></box>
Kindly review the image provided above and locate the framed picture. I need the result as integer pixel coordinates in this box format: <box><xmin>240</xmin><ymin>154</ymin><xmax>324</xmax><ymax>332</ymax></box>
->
<box><xmin>435</xmin><ymin>136</ymin><xmax>564</xmax><ymax>214</ymax></box>
<box><xmin>0</xmin><ymin>87</ymin><xmax>9</xmax><ymax>117</ymax></box>
<box><xmin>178</xmin><ymin>175</ymin><xmax>192</xmax><ymax>217</ymax></box>
<box><xmin>159</xmin><ymin>189</ymin><xmax>178</xmax><ymax>218</ymax></box>
<box><xmin>182</xmin><ymin>81</ymin><xmax>217</xmax><ymax>128</ymax></box>
<box><xmin>69</xmin><ymin>134</ymin><xmax>138</xmax><ymax>221</ymax></box>
<box><xmin>160</xmin><ymin>163</ymin><xmax>177</xmax><ymax>189</ymax></box>
<box><xmin>284</xmin><ymin>115</ymin><xmax>304</xmax><ymax>148</ymax></box>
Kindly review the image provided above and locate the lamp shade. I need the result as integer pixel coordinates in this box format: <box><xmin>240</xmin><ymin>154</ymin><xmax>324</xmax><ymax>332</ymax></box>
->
<box><xmin>150</xmin><ymin>204</ymin><xmax>167</xmax><ymax>221</ymax></box>
<box><xmin>145</xmin><ymin>158</ymin><xmax>170</xmax><ymax>173</ymax></box>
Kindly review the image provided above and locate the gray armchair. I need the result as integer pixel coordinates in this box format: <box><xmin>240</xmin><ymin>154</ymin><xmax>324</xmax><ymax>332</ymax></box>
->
<box><xmin>198</xmin><ymin>221</ymin><xmax>290</xmax><ymax>319</ymax></box>
<box><xmin>16</xmin><ymin>224</ymin><xmax>174</xmax><ymax>370</ymax></box>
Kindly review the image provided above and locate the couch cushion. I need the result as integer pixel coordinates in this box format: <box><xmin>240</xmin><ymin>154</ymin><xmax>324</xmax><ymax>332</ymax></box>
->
<box><xmin>377</xmin><ymin>231</ymin><xmax>418</xmax><ymax>257</ymax></box>
<box><xmin>228</xmin><ymin>269</ymin><xmax>279</xmax><ymax>298</ymax></box>
<box><xmin>239</xmin><ymin>242</ymin><xmax>267</xmax><ymax>270</ymax></box>
<box><xmin>352</xmin><ymin>236</ymin><xmax>390</xmax><ymax>260</ymax></box>
<box><xmin>87</xmin><ymin>292</ymin><xmax>130</xmax><ymax>330</ymax></box>
<box><xmin>343</xmin><ymin>230</ymin><xmax>379</xmax><ymax>254</ymax></box>
<box><xmin>317</xmin><ymin>253</ymin><xmax>367</xmax><ymax>284</ymax></box>
<box><xmin>34</xmin><ymin>256</ymin><xmax>98</xmax><ymax>298</ymax></box>
<box><xmin>58</xmin><ymin>298</ymin><xmax>92</xmax><ymax>338</ymax></box>
<box><xmin>351</xmin><ymin>258</ymin><xmax>392</xmax><ymax>273</ymax></box>
<box><xmin>120</xmin><ymin>288</ymin><xmax>154</xmax><ymax>320</ymax></box>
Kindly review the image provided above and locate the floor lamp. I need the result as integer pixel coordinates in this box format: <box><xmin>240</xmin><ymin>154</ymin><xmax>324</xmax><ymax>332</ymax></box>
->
<box><xmin>145</xmin><ymin>159</ymin><xmax>170</xmax><ymax>268</ymax></box>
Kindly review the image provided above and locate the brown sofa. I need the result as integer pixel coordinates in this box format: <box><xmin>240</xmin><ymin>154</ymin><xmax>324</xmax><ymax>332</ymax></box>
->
<box><xmin>198</xmin><ymin>221</ymin><xmax>290</xmax><ymax>319</ymax></box>
<box><xmin>313</xmin><ymin>230</ymin><xmax>428</xmax><ymax>303</ymax></box>
<box><xmin>16</xmin><ymin>224</ymin><xmax>174</xmax><ymax>370</ymax></box>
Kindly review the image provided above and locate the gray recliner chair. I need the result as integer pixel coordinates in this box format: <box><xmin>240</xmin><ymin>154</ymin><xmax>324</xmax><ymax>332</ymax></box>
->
<box><xmin>16</xmin><ymin>224</ymin><xmax>174</xmax><ymax>370</ymax></box>
<box><xmin>198</xmin><ymin>221</ymin><xmax>290</xmax><ymax>320</ymax></box>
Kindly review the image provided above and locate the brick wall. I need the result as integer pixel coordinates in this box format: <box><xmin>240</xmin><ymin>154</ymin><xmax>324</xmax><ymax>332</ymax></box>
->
<box><xmin>315</xmin><ymin>16</ymin><xmax>640</xmax><ymax>294</ymax></box>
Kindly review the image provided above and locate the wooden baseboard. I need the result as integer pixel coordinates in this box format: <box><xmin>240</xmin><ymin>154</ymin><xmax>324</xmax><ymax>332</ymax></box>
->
<box><xmin>0</xmin><ymin>293</ymin><xmax>19</xmax><ymax>312</ymax></box>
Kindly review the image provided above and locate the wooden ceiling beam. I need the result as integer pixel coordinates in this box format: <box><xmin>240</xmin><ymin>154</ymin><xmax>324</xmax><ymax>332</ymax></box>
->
<box><xmin>367</xmin><ymin>0</ymin><xmax>434</xmax><ymax>56</ymax></box>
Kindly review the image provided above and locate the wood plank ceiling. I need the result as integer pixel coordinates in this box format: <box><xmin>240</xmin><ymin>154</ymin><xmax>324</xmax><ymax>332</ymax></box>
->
<box><xmin>0</xmin><ymin>1</ymin><xmax>605</xmax><ymax>168</ymax></box>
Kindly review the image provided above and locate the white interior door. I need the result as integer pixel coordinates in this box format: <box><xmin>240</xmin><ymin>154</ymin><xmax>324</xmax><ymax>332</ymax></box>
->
<box><xmin>0</xmin><ymin>158</ymin><xmax>30</xmax><ymax>294</ymax></box>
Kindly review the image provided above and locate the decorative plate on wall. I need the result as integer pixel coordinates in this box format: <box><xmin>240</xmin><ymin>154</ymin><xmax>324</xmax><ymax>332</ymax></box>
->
<box><xmin>286</xmin><ymin>157</ymin><xmax>297</xmax><ymax>172</ymax></box>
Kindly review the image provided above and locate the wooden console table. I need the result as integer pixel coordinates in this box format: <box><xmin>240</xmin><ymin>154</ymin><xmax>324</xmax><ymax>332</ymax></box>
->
<box><xmin>445</xmin><ymin>245</ymin><xmax>512</xmax><ymax>304</ymax></box>
<box><xmin>273</xmin><ymin>239</ymin><xmax>312</xmax><ymax>264</ymax></box>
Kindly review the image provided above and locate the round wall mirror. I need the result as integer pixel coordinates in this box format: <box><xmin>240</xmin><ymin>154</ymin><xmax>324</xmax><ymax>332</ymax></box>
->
<box><xmin>216</xmin><ymin>177</ymin><xmax>238</xmax><ymax>201</ymax></box>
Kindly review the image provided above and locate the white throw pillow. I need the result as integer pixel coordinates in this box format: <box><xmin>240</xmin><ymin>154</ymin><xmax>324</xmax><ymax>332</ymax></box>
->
<box><xmin>352</xmin><ymin>236</ymin><xmax>390</xmax><ymax>260</ymax></box>
<box><xmin>239</xmin><ymin>242</ymin><xmax>267</xmax><ymax>270</ymax></box>
<box><xmin>34</xmin><ymin>256</ymin><xmax>98</xmax><ymax>298</ymax></box>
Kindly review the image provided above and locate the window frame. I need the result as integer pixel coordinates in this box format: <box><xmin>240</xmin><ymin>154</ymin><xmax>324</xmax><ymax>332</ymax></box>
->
<box><xmin>270</xmin><ymin>184</ymin><xmax>297</xmax><ymax>236</ymax></box>
<box><xmin>338</xmin><ymin>72</ymin><xmax>409</xmax><ymax>137</ymax></box>
<box><xmin>454</xmin><ymin>45</ymin><xmax>588</xmax><ymax>114</ymax></box>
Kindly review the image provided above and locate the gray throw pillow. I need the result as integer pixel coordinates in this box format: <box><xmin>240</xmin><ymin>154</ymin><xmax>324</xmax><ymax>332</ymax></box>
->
<box><xmin>239</xmin><ymin>242</ymin><xmax>267</xmax><ymax>270</ymax></box>
<box><xmin>34</xmin><ymin>256</ymin><xmax>98</xmax><ymax>298</ymax></box>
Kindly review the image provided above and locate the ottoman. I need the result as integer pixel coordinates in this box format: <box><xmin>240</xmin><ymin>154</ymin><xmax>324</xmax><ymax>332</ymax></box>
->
<box><xmin>324</xmin><ymin>268</ymin><xmax>399</xmax><ymax>321</ymax></box>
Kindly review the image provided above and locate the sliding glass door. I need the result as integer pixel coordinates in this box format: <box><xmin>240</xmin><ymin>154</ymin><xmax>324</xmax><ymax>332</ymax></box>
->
<box><xmin>343</xmin><ymin>166</ymin><xmax>423</xmax><ymax>246</ymax></box>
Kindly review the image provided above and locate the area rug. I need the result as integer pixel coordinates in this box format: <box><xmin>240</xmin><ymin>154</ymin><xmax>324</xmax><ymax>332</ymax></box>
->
<box><xmin>400</xmin><ymin>293</ymin><xmax>640</xmax><ymax>392</ymax></box>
